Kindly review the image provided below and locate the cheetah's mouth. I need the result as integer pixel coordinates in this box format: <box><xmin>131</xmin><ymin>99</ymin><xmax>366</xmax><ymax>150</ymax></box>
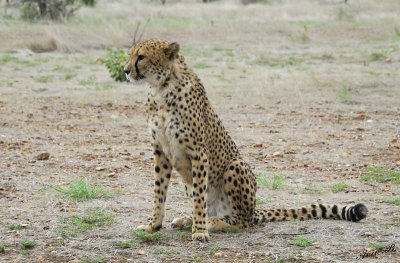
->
<box><xmin>134</xmin><ymin>73</ymin><xmax>145</xmax><ymax>81</ymax></box>
<box><xmin>125</xmin><ymin>73</ymin><xmax>145</xmax><ymax>82</ymax></box>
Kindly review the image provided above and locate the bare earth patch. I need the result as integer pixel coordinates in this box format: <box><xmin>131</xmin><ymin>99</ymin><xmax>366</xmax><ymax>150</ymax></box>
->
<box><xmin>0</xmin><ymin>0</ymin><xmax>399</xmax><ymax>262</ymax></box>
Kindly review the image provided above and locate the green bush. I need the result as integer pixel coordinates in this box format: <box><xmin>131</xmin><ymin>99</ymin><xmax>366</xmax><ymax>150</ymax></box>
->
<box><xmin>21</xmin><ymin>2</ymin><xmax>40</xmax><ymax>21</ymax></box>
<box><xmin>80</xmin><ymin>0</ymin><xmax>96</xmax><ymax>6</ymax></box>
<box><xmin>20</xmin><ymin>0</ymin><xmax>96</xmax><ymax>21</ymax></box>
<box><xmin>100</xmin><ymin>49</ymin><xmax>128</xmax><ymax>82</ymax></box>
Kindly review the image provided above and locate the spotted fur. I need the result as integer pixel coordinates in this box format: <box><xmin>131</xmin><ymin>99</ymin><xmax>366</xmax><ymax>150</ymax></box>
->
<box><xmin>124</xmin><ymin>39</ymin><xmax>368</xmax><ymax>241</ymax></box>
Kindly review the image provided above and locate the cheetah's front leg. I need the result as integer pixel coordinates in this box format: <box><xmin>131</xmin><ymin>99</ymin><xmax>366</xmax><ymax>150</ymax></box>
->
<box><xmin>191</xmin><ymin>150</ymin><xmax>209</xmax><ymax>241</ymax></box>
<box><xmin>137</xmin><ymin>145</ymin><xmax>172</xmax><ymax>232</ymax></box>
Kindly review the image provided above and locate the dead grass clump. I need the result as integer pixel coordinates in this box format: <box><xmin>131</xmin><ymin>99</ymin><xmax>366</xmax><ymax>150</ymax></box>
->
<box><xmin>28</xmin><ymin>36</ymin><xmax>58</xmax><ymax>53</ymax></box>
<box><xmin>241</xmin><ymin>0</ymin><xmax>270</xmax><ymax>5</ymax></box>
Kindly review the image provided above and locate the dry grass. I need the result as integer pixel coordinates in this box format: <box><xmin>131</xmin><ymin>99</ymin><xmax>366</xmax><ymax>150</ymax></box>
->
<box><xmin>1</xmin><ymin>0</ymin><xmax>399</xmax><ymax>52</ymax></box>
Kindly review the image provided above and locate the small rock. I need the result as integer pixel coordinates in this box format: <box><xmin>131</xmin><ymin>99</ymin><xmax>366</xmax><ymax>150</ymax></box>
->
<box><xmin>360</xmin><ymin>232</ymin><xmax>372</xmax><ymax>237</ymax></box>
<box><xmin>214</xmin><ymin>252</ymin><xmax>222</xmax><ymax>257</ymax></box>
<box><xmin>137</xmin><ymin>250</ymin><xmax>146</xmax><ymax>255</ymax></box>
<box><xmin>95</xmin><ymin>167</ymin><xmax>105</xmax><ymax>171</ymax></box>
<box><xmin>82</xmin><ymin>154</ymin><xmax>97</xmax><ymax>161</ymax></box>
<box><xmin>272</xmin><ymin>151</ymin><xmax>283</xmax><ymax>157</ymax></box>
<box><xmin>36</xmin><ymin>152</ymin><xmax>50</xmax><ymax>160</ymax></box>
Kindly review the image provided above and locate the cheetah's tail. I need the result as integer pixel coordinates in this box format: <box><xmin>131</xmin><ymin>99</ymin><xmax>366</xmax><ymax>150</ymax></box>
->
<box><xmin>252</xmin><ymin>203</ymin><xmax>367</xmax><ymax>224</ymax></box>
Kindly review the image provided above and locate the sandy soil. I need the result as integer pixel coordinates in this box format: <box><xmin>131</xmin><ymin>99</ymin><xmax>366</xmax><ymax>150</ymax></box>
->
<box><xmin>1</xmin><ymin>0</ymin><xmax>400</xmax><ymax>262</ymax></box>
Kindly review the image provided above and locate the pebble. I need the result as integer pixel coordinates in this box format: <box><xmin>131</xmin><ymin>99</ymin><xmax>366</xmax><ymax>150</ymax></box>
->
<box><xmin>36</xmin><ymin>152</ymin><xmax>50</xmax><ymax>160</ymax></box>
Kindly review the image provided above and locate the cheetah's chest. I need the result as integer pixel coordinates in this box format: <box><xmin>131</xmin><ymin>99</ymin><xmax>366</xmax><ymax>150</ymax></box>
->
<box><xmin>148</xmin><ymin>109</ymin><xmax>192</xmax><ymax>184</ymax></box>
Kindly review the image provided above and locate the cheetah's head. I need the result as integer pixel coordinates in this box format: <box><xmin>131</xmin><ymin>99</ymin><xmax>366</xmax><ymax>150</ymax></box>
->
<box><xmin>124</xmin><ymin>39</ymin><xmax>180</xmax><ymax>86</ymax></box>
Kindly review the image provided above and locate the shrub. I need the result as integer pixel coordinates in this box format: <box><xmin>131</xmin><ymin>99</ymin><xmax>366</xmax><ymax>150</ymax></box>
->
<box><xmin>20</xmin><ymin>2</ymin><xmax>40</xmax><ymax>21</ymax></box>
<box><xmin>21</xmin><ymin>0</ymin><xmax>77</xmax><ymax>21</ymax></box>
<box><xmin>80</xmin><ymin>0</ymin><xmax>96</xmax><ymax>6</ymax></box>
<box><xmin>99</xmin><ymin>48</ymin><xmax>128</xmax><ymax>82</ymax></box>
<box><xmin>20</xmin><ymin>0</ymin><xmax>96</xmax><ymax>21</ymax></box>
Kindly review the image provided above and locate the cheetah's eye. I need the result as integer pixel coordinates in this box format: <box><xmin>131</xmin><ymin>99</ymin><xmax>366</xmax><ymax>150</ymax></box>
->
<box><xmin>137</xmin><ymin>54</ymin><xmax>145</xmax><ymax>61</ymax></box>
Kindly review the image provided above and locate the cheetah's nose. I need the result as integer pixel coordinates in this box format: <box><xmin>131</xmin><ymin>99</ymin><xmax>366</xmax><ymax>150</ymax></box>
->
<box><xmin>124</xmin><ymin>69</ymin><xmax>131</xmax><ymax>81</ymax></box>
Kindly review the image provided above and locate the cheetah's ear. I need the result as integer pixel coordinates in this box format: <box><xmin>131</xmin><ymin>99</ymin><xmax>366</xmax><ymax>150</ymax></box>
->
<box><xmin>164</xmin><ymin>42</ymin><xmax>180</xmax><ymax>60</ymax></box>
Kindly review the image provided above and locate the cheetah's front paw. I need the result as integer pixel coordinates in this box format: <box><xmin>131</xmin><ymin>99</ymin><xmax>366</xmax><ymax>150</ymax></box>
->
<box><xmin>192</xmin><ymin>231</ymin><xmax>210</xmax><ymax>242</ymax></box>
<box><xmin>136</xmin><ymin>224</ymin><xmax>161</xmax><ymax>233</ymax></box>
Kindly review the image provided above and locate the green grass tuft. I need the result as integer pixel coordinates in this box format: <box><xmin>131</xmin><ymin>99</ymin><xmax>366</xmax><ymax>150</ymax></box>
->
<box><xmin>32</xmin><ymin>75</ymin><xmax>54</xmax><ymax>83</ymax></box>
<box><xmin>369</xmin><ymin>52</ymin><xmax>387</xmax><ymax>62</ymax></box>
<box><xmin>257</xmin><ymin>172</ymin><xmax>284</xmax><ymax>190</ymax></box>
<box><xmin>368</xmin><ymin>242</ymin><xmax>386</xmax><ymax>251</ymax></box>
<box><xmin>151</xmin><ymin>247</ymin><xmax>177</xmax><ymax>255</ymax></box>
<box><xmin>362</xmin><ymin>166</ymin><xmax>400</xmax><ymax>184</ymax></box>
<box><xmin>0</xmin><ymin>243</ymin><xmax>5</xmax><ymax>253</ymax></box>
<box><xmin>337</xmin><ymin>87</ymin><xmax>351</xmax><ymax>101</ymax></box>
<box><xmin>79</xmin><ymin>256</ymin><xmax>106</xmax><ymax>263</ymax></box>
<box><xmin>177</xmin><ymin>230</ymin><xmax>188</xmax><ymax>239</ymax></box>
<box><xmin>60</xmin><ymin>208</ymin><xmax>114</xmax><ymax>237</ymax></box>
<box><xmin>64</xmin><ymin>73</ymin><xmax>77</xmax><ymax>80</ymax></box>
<box><xmin>18</xmin><ymin>250</ymin><xmax>32</xmax><ymax>255</ymax></box>
<box><xmin>305</xmin><ymin>184</ymin><xmax>324</xmax><ymax>195</ymax></box>
<box><xmin>330</xmin><ymin>182</ymin><xmax>348</xmax><ymax>193</ymax></box>
<box><xmin>132</xmin><ymin>230</ymin><xmax>162</xmax><ymax>243</ymax></box>
<box><xmin>289</xmin><ymin>236</ymin><xmax>313</xmax><ymax>247</ymax></box>
<box><xmin>208</xmin><ymin>245</ymin><xmax>221</xmax><ymax>253</ymax></box>
<box><xmin>385</xmin><ymin>196</ymin><xmax>400</xmax><ymax>206</ymax></box>
<box><xmin>115</xmin><ymin>240</ymin><xmax>138</xmax><ymax>249</ymax></box>
<box><xmin>256</xmin><ymin>197</ymin><xmax>265</xmax><ymax>207</ymax></box>
<box><xmin>19</xmin><ymin>239</ymin><xmax>36</xmax><ymax>249</ymax></box>
<box><xmin>193</xmin><ymin>63</ymin><xmax>213</xmax><ymax>69</ymax></box>
<box><xmin>53</xmin><ymin>178</ymin><xmax>108</xmax><ymax>200</ymax></box>
<box><xmin>0</xmin><ymin>55</ymin><xmax>19</xmax><ymax>65</ymax></box>
<box><xmin>5</xmin><ymin>223</ymin><xmax>26</xmax><ymax>230</ymax></box>
<box><xmin>79</xmin><ymin>75</ymin><xmax>97</xmax><ymax>86</ymax></box>
<box><xmin>253</xmin><ymin>56</ymin><xmax>303</xmax><ymax>68</ymax></box>
<box><xmin>222</xmin><ymin>225</ymin><xmax>240</xmax><ymax>233</ymax></box>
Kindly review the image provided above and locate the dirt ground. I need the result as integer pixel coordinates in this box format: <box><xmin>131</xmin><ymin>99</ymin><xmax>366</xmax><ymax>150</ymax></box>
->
<box><xmin>1</xmin><ymin>0</ymin><xmax>400</xmax><ymax>262</ymax></box>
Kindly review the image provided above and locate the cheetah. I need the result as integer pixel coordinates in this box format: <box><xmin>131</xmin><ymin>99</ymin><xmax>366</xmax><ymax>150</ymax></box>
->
<box><xmin>124</xmin><ymin>39</ymin><xmax>368</xmax><ymax>241</ymax></box>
